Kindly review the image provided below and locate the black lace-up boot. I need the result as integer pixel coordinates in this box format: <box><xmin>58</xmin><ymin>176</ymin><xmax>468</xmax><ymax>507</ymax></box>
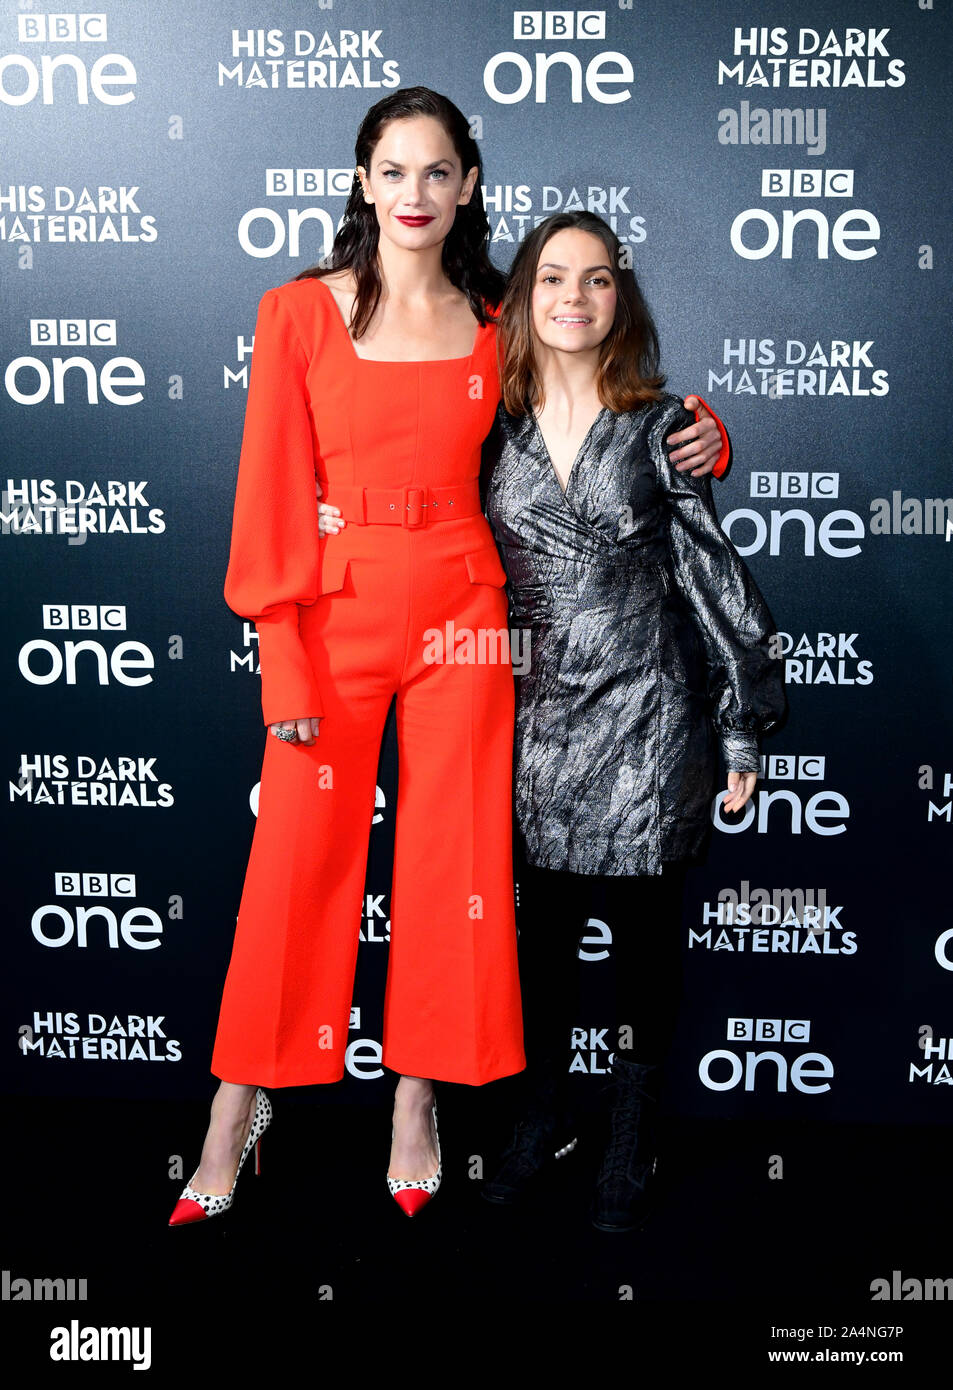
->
<box><xmin>591</xmin><ymin>1058</ymin><xmax>662</xmax><ymax>1232</ymax></box>
<box><xmin>480</xmin><ymin>1060</ymin><xmax>578</xmax><ymax>1205</ymax></box>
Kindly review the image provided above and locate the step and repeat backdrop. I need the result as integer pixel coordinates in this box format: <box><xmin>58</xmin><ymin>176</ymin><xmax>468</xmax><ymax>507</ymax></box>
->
<box><xmin>3</xmin><ymin>1</ymin><xmax>951</xmax><ymax>1123</ymax></box>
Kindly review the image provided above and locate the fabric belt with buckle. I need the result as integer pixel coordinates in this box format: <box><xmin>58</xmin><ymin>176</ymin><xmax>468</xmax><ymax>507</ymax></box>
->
<box><xmin>317</xmin><ymin>480</ymin><xmax>482</xmax><ymax>528</ymax></box>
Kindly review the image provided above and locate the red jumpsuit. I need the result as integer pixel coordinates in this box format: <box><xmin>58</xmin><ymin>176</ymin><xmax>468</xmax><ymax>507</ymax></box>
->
<box><xmin>210</xmin><ymin>277</ymin><xmax>526</xmax><ymax>1087</ymax></box>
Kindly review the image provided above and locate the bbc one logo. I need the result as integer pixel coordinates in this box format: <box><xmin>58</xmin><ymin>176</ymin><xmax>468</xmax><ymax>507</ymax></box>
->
<box><xmin>237</xmin><ymin>169</ymin><xmax>354</xmax><ymax>261</ymax></box>
<box><xmin>31</xmin><ymin>872</ymin><xmax>166</xmax><ymax>951</ymax></box>
<box><xmin>731</xmin><ymin>169</ymin><xmax>879</xmax><ymax>262</ymax></box>
<box><xmin>719</xmin><ymin>471</ymin><xmax>952</xmax><ymax>558</ymax></box>
<box><xmin>5</xmin><ymin>320</ymin><xmax>144</xmax><ymax>407</ymax></box>
<box><xmin>700</xmin><ymin>1018</ymin><xmax>833</xmax><ymax>1093</ymax></box>
<box><xmin>485</xmin><ymin>10</ymin><xmax>633</xmax><ymax>106</ymax></box>
<box><xmin>721</xmin><ymin>472</ymin><xmax>861</xmax><ymax>559</ymax></box>
<box><xmin>712</xmin><ymin>755</ymin><xmax>848</xmax><ymax>838</ymax></box>
<box><xmin>19</xmin><ymin>605</ymin><xmax>155</xmax><ymax>688</ymax></box>
<box><xmin>1</xmin><ymin>14</ymin><xmax>136</xmax><ymax>107</ymax></box>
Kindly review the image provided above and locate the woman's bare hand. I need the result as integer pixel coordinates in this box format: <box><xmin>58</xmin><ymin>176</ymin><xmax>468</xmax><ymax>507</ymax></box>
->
<box><xmin>668</xmin><ymin>398</ymin><xmax>723</xmax><ymax>476</ymax></box>
<box><xmin>723</xmin><ymin>770</ymin><xmax>757</xmax><ymax>814</ymax></box>
<box><xmin>316</xmin><ymin>477</ymin><xmax>344</xmax><ymax>536</ymax></box>
<box><xmin>269</xmin><ymin>717</ymin><xmax>321</xmax><ymax>745</ymax></box>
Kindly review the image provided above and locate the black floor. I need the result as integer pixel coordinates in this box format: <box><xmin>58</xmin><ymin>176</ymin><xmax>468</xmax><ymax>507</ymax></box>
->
<box><xmin>3</xmin><ymin>1089</ymin><xmax>950</xmax><ymax>1371</ymax></box>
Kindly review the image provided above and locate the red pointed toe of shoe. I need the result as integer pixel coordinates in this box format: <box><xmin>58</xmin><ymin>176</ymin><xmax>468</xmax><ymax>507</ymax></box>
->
<box><xmin>386</xmin><ymin>1101</ymin><xmax>442</xmax><ymax>1216</ymax></box>
<box><xmin>168</xmin><ymin>1197</ymin><xmax>209</xmax><ymax>1226</ymax></box>
<box><xmin>392</xmin><ymin>1187</ymin><xmax>433</xmax><ymax>1218</ymax></box>
<box><xmin>167</xmin><ymin>1087</ymin><xmax>273</xmax><ymax>1229</ymax></box>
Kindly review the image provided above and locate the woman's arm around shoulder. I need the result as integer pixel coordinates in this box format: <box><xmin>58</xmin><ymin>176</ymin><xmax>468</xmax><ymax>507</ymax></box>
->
<box><xmin>665</xmin><ymin>393</ymin><xmax>732</xmax><ymax>478</ymax></box>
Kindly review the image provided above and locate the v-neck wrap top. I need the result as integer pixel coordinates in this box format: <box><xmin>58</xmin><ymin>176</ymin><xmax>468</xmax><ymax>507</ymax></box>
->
<box><xmin>482</xmin><ymin>393</ymin><xmax>787</xmax><ymax>876</ymax></box>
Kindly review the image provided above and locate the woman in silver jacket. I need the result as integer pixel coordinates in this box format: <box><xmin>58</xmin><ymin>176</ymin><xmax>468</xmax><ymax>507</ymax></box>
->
<box><xmin>476</xmin><ymin>210</ymin><xmax>786</xmax><ymax>1231</ymax></box>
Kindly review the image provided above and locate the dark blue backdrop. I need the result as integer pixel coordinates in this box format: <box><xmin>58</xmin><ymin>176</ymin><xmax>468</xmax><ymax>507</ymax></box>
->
<box><xmin>3</xmin><ymin>1</ymin><xmax>951</xmax><ymax>1127</ymax></box>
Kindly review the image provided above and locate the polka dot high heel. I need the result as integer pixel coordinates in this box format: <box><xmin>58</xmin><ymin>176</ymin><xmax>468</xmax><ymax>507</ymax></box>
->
<box><xmin>168</xmin><ymin>1087</ymin><xmax>272</xmax><ymax>1226</ymax></box>
<box><xmin>387</xmin><ymin>1101</ymin><xmax>441</xmax><ymax>1217</ymax></box>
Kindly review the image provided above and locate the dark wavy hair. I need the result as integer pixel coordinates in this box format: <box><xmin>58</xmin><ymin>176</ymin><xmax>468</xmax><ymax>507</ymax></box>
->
<box><xmin>293</xmin><ymin>86</ymin><xmax>505</xmax><ymax>334</ymax></box>
<box><xmin>497</xmin><ymin>211</ymin><xmax>665</xmax><ymax>416</ymax></box>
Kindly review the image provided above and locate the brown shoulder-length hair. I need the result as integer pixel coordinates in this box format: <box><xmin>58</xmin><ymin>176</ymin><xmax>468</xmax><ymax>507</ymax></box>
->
<box><xmin>498</xmin><ymin>211</ymin><xmax>665</xmax><ymax>416</ymax></box>
<box><xmin>292</xmin><ymin>86</ymin><xmax>505</xmax><ymax>335</ymax></box>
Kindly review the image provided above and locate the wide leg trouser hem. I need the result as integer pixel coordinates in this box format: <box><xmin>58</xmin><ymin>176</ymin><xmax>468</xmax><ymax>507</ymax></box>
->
<box><xmin>210</xmin><ymin>1051</ymin><xmax>527</xmax><ymax>1088</ymax></box>
<box><xmin>380</xmin><ymin>1048</ymin><xmax>527</xmax><ymax>1087</ymax></box>
<box><xmin>210</xmin><ymin>1060</ymin><xmax>347</xmax><ymax>1087</ymax></box>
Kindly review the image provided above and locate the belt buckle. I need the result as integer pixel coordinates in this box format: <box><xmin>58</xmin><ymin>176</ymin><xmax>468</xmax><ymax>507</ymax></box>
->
<box><xmin>402</xmin><ymin>485</ymin><xmax>428</xmax><ymax>528</ymax></box>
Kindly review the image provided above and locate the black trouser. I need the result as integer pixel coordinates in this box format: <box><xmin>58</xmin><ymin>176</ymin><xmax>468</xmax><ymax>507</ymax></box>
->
<box><xmin>514</xmin><ymin>850</ymin><xmax>687</xmax><ymax>1115</ymax></box>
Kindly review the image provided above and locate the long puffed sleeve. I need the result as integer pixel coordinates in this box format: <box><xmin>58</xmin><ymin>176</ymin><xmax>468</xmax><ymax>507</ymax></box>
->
<box><xmin>224</xmin><ymin>287</ymin><xmax>324</xmax><ymax>727</ymax></box>
<box><xmin>653</xmin><ymin>399</ymin><xmax>786</xmax><ymax>772</ymax></box>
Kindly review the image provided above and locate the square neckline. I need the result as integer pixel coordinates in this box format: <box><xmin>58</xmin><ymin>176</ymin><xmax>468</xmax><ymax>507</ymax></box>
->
<box><xmin>314</xmin><ymin>276</ymin><xmax>481</xmax><ymax>364</ymax></box>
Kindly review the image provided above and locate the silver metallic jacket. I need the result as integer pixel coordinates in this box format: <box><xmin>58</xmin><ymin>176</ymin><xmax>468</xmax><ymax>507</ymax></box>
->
<box><xmin>482</xmin><ymin>393</ymin><xmax>787</xmax><ymax>876</ymax></box>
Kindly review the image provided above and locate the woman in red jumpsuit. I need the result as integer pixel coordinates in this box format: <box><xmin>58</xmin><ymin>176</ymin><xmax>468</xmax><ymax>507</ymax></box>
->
<box><xmin>169</xmin><ymin>87</ymin><xmax>725</xmax><ymax>1226</ymax></box>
